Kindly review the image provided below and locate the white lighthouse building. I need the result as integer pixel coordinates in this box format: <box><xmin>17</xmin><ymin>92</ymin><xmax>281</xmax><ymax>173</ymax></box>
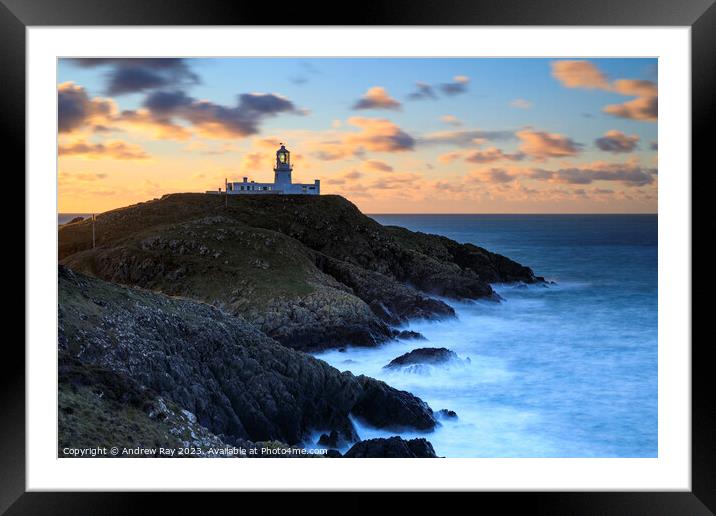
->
<box><xmin>213</xmin><ymin>143</ymin><xmax>320</xmax><ymax>195</ymax></box>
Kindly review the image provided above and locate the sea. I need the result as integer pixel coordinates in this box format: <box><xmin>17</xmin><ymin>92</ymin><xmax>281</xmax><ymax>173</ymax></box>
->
<box><xmin>59</xmin><ymin>212</ymin><xmax>658</xmax><ymax>458</ymax></box>
<box><xmin>314</xmin><ymin>214</ymin><xmax>658</xmax><ymax>458</ymax></box>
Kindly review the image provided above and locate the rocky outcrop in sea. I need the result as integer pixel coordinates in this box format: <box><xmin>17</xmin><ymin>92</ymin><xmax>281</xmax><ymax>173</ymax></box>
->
<box><xmin>343</xmin><ymin>437</ymin><xmax>437</xmax><ymax>458</ymax></box>
<box><xmin>384</xmin><ymin>347</ymin><xmax>462</xmax><ymax>369</ymax></box>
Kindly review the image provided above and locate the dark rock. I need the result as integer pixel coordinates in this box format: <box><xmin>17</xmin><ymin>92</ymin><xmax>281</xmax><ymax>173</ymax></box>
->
<box><xmin>315</xmin><ymin>255</ymin><xmax>456</xmax><ymax>324</ymax></box>
<box><xmin>344</xmin><ymin>437</ymin><xmax>437</xmax><ymax>458</ymax></box>
<box><xmin>437</xmin><ymin>409</ymin><xmax>458</xmax><ymax>419</ymax></box>
<box><xmin>384</xmin><ymin>348</ymin><xmax>459</xmax><ymax>369</ymax></box>
<box><xmin>318</xmin><ymin>430</ymin><xmax>340</xmax><ymax>448</ymax></box>
<box><xmin>325</xmin><ymin>449</ymin><xmax>342</xmax><ymax>458</ymax></box>
<box><xmin>65</xmin><ymin>216</ymin><xmax>85</xmax><ymax>225</ymax></box>
<box><xmin>351</xmin><ymin>376</ymin><xmax>436</xmax><ymax>430</ymax></box>
<box><xmin>58</xmin><ymin>266</ymin><xmax>436</xmax><ymax>447</ymax></box>
<box><xmin>393</xmin><ymin>330</ymin><xmax>426</xmax><ymax>341</ymax></box>
<box><xmin>58</xmin><ymin>351</ymin><xmax>231</xmax><ymax>455</ymax></box>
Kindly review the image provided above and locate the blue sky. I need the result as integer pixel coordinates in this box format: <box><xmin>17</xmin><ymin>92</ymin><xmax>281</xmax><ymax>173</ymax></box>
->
<box><xmin>58</xmin><ymin>57</ymin><xmax>658</xmax><ymax>213</ymax></box>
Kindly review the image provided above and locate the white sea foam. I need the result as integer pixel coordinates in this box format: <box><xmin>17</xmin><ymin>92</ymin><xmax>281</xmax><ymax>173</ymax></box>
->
<box><xmin>312</xmin><ymin>215</ymin><xmax>658</xmax><ymax>458</ymax></box>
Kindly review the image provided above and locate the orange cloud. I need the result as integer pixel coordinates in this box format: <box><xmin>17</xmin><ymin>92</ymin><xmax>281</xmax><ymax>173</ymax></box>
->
<box><xmin>323</xmin><ymin>169</ymin><xmax>365</xmax><ymax>186</ymax></box>
<box><xmin>369</xmin><ymin>172</ymin><xmax>422</xmax><ymax>190</ymax></box>
<box><xmin>420</xmin><ymin>129</ymin><xmax>510</xmax><ymax>147</ymax></box>
<box><xmin>467</xmin><ymin>168</ymin><xmax>520</xmax><ymax>184</ymax></box>
<box><xmin>603</xmin><ymin>96</ymin><xmax>657</xmax><ymax>122</ymax></box>
<box><xmin>440</xmin><ymin>115</ymin><xmax>463</xmax><ymax>126</ymax></box>
<box><xmin>345</xmin><ymin>117</ymin><xmax>415</xmax><ymax>152</ymax></box>
<box><xmin>363</xmin><ymin>159</ymin><xmax>394</xmax><ymax>172</ymax></box>
<box><xmin>310</xmin><ymin>118</ymin><xmax>414</xmax><ymax>161</ymax></box>
<box><xmin>551</xmin><ymin>61</ymin><xmax>610</xmax><ymax>90</ymax></box>
<box><xmin>612</xmin><ymin>79</ymin><xmax>658</xmax><ymax>97</ymax></box>
<box><xmin>58</xmin><ymin>139</ymin><xmax>150</xmax><ymax>160</ymax></box>
<box><xmin>595</xmin><ymin>130</ymin><xmax>640</xmax><ymax>153</ymax></box>
<box><xmin>254</xmin><ymin>137</ymin><xmax>283</xmax><ymax>149</ymax></box>
<box><xmin>352</xmin><ymin>87</ymin><xmax>401</xmax><ymax>110</ymax></box>
<box><xmin>551</xmin><ymin>61</ymin><xmax>657</xmax><ymax>122</ymax></box>
<box><xmin>240</xmin><ymin>152</ymin><xmax>265</xmax><ymax>171</ymax></box>
<box><xmin>115</xmin><ymin>109</ymin><xmax>192</xmax><ymax>140</ymax></box>
<box><xmin>437</xmin><ymin>151</ymin><xmax>465</xmax><ymax>164</ymax></box>
<box><xmin>465</xmin><ymin>147</ymin><xmax>525</xmax><ymax>163</ymax></box>
<box><xmin>516</xmin><ymin>129</ymin><xmax>581</xmax><ymax>158</ymax></box>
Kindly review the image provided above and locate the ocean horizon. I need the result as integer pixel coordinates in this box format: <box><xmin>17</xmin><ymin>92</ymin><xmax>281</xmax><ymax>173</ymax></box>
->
<box><xmin>59</xmin><ymin>212</ymin><xmax>657</xmax><ymax>226</ymax></box>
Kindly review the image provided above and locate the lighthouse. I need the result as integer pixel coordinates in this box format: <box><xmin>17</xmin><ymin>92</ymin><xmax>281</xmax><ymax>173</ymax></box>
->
<box><xmin>274</xmin><ymin>144</ymin><xmax>292</xmax><ymax>186</ymax></box>
<box><xmin>212</xmin><ymin>143</ymin><xmax>321</xmax><ymax>195</ymax></box>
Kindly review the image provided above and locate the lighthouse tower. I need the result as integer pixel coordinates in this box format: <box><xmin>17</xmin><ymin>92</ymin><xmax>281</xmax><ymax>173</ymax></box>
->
<box><xmin>213</xmin><ymin>142</ymin><xmax>320</xmax><ymax>195</ymax></box>
<box><xmin>274</xmin><ymin>143</ymin><xmax>292</xmax><ymax>187</ymax></box>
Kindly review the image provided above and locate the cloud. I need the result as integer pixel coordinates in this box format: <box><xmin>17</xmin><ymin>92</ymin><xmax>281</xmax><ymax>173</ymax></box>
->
<box><xmin>407</xmin><ymin>82</ymin><xmax>437</xmax><ymax>100</ymax></box>
<box><xmin>115</xmin><ymin>108</ymin><xmax>192</xmax><ymax>140</ymax></box>
<box><xmin>141</xmin><ymin>90</ymin><xmax>305</xmax><ymax>139</ymax></box>
<box><xmin>408</xmin><ymin>76</ymin><xmax>470</xmax><ymax>101</ymax></box>
<box><xmin>240</xmin><ymin>152</ymin><xmax>265</xmax><ymax>170</ymax></box>
<box><xmin>58</xmin><ymin>139</ymin><xmax>150</xmax><ymax>160</ymax></box>
<box><xmin>440</xmin><ymin>115</ymin><xmax>463</xmax><ymax>126</ymax></box>
<box><xmin>58</xmin><ymin>171</ymin><xmax>108</xmax><ymax>185</ymax></box>
<box><xmin>437</xmin><ymin>151</ymin><xmax>465</xmax><ymax>164</ymax></box>
<box><xmin>551</xmin><ymin>60</ymin><xmax>657</xmax><ymax>122</ymax></box>
<box><xmin>465</xmin><ymin>147</ymin><xmax>526</xmax><ymax>163</ymax></box>
<box><xmin>420</xmin><ymin>129</ymin><xmax>514</xmax><ymax>147</ymax></box>
<box><xmin>439</xmin><ymin>75</ymin><xmax>470</xmax><ymax>96</ymax></box>
<box><xmin>612</xmin><ymin>79</ymin><xmax>658</xmax><ymax>97</ymax></box>
<box><xmin>510</xmin><ymin>98</ymin><xmax>533</xmax><ymax>109</ymax></box>
<box><xmin>352</xmin><ymin>87</ymin><xmax>401</xmax><ymax>110</ymax></box>
<box><xmin>595</xmin><ymin>130</ymin><xmax>640</xmax><ymax>153</ymax></box>
<box><xmin>369</xmin><ymin>172</ymin><xmax>422</xmax><ymax>190</ymax></box>
<box><xmin>58</xmin><ymin>82</ymin><xmax>195</xmax><ymax>140</ymax></box>
<box><xmin>310</xmin><ymin>118</ymin><xmax>415</xmax><ymax>161</ymax></box>
<box><xmin>363</xmin><ymin>159</ymin><xmax>394</xmax><ymax>172</ymax></box>
<box><xmin>324</xmin><ymin>169</ymin><xmax>364</xmax><ymax>185</ymax></box>
<box><xmin>344</xmin><ymin>117</ymin><xmax>415</xmax><ymax>152</ymax></box>
<box><xmin>289</xmin><ymin>61</ymin><xmax>321</xmax><ymax>85</ymax></box>
<box><xmin>468</xmin><ymin>168</ymin><xmax>519</xmax><ymax>184</ymax></box>
<box><xmin>603</xmin><ymin>96</ymin><xmax>657</xmax><ymax>122</ymax></box>
<box><xmin>68</xmin><ymin>58</ymin><xmax>200</xmax><ymax>96</ymax></box>
<box><xmin>58</xmin><ymin>82</ymin><xmax>117</xmax><ymax>133</ymax></box>
<box><xmin>532</xmin><ymin>162</ymin><xmax>656</xmax><ymax>186</ymax></box>
<box><xmin>516</xmin><ymin>129</ymin><xmax>581</xmax><ymax>158</ymax></box>
<box><xmin>551</xmin><ymin>60</ymin><xmax>610</xmax><ymax>90</ymax></box>
<box><xmin>312</xmin><ymin>141</ymin><xmax>354</xmax><ymax>161</ymax></box>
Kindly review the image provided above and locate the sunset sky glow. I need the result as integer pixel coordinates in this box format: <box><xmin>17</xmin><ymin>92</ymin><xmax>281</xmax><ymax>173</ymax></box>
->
<box><xmin>58</xmin><ymin>57</ymin><xmax>657</xmax><ymax>214</ymax></box>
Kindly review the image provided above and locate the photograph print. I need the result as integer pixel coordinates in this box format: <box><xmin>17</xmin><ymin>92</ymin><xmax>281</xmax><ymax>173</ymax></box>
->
<box><xmin>57</xmin><ymin>57</ymin><xmax>657</xmax><ymax>459</ymax></box>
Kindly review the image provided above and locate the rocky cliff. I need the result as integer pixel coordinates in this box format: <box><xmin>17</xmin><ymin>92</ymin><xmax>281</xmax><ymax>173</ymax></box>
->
<box><xmin>59</xmin><ymin>194</ymin><xmax>541</xmax><ymax>350</ymax></box>
<box><xmin>58</xmin><ymin>265</ymin><xmax>435</xmax><ymax>448</ymax></box>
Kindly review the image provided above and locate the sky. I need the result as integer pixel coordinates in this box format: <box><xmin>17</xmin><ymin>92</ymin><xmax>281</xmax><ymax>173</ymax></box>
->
<box><xmin>58</xmin><ymin>57</ymin><xmax>658</xmax><ymax>214</ymax></box>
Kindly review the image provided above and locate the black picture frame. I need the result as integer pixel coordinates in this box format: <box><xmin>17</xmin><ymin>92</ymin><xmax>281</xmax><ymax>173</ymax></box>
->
<box><xmin>3</xmin><ymin>0</ymin><xmax>710</xmax><ymax>513</ymax></box>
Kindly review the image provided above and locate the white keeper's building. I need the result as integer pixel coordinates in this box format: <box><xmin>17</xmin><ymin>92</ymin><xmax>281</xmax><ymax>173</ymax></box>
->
<box><xmin>209</xmin><ymin>143</ymin><xmax>320</xmax><ymax>196</ymax></box>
